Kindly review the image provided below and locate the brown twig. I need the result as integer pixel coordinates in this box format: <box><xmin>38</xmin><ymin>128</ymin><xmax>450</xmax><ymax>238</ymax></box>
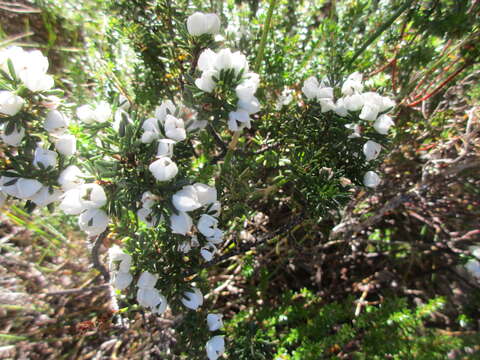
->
<box><xmin>90</xmin><ymin>231</ymin><xmax>110</xmax><ymax>282</ymax></box>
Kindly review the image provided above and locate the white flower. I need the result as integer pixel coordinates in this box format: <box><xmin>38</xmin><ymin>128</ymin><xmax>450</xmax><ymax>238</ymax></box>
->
<box><xmin>206</xmin><ymin>335</ymin><xmax>225</xmax><ymax>360</ymax></box>
<box><xmin>76</xmin><ymin>102</ymin><xmax>111</xmax><ymax>123</ymax></box>
<box><xmin>78</xmin><ymin>183</ymin><xmax>107</xmax><ymax>209</ymax></box>
<box><xmin>187</xmin><ymin>119</ymin><xmax>208</xmax><ymax>132</ymax></box>
<box><xmin>178</xmin><ymin>240</ymin><xmax>192</xmax><ymax>253</ymax></box>
<box><xmin>78</xmin><ymin>208</ymin><xmax>109</xmax><ymax>236</ymax></box>
<box><xmin>141</xmin><ymin>117</ymin><xmax>161</xmax><ymax>143</ymax></box>
<box><xmin>76</xmin><ymin>105</ymin><xmax>96</xmax><ymax>123</ymax></box>
<box><xmin>1</xmin><ymin>177</ymin><xmax>43</xmax><ymax>200</ymax></box>
<box><xmin>164</xmin><ymin>114</ymin><xmax>186</xmax><ymax>142</ymax></box>
<box><xmin>44</xmin><ymin>110</ymin><xmax>69</xmax><ymax>135</ymax></box>
<box><xmin>275</xmin><ymin>87</ymin><xmax>293</xmax><ymax>110</ymax></box>
<box><xmin>193</xmin><ymin>183</ymin><xmax>217</xmax><ymax>206</ymax></box>
<box><xmin>0</xmin><ymin>91</ymin><xmax>24</xmax><ymax>116</ymax></box>
<box><xmin>363</xmin><ymin>171</ymin><xmax>381</xmax><ymax>188</ymax></box>
<box><xmin>345</xmin><ymin>123</ymin><xmax>361</xmax><ymax>138</ymax></box>
<box><xmin>319</xmin><ymin>98</ymin><xmax>336</xmax><ymax>113</ymax></box>
<box><xmin>108</xmin><ymin>245</ymin><xmax>132</xmax><ymax>272</ymax></box>
<box><xmin>113</xmin><ymin>109</ymin><xmax>132</xmax><ymax>132</ymax></box>
<box><xmin>149</xmin><ymin>157</ymin><xmax>178</xmax><ymax>182</ymax></box>
<box><xmin>141</xmin><ymin>191</ymin><xmax>159</xmax><ymax>209</ymax></box>
<box><xmin>334</xmin><ymin>98</ymin><xmax>348</xmax><ymax>117</ymax></box>
<box><xmin>20</xmin><ymin>71</ymin><xmax>54</xmax><ymax>92</ymax></box>
<box><xmin>200</xmin><ymin>243</ymin><xmax>217</xmax><ymax>262</ymax></box>
<box><xmin>187</xmin><ymin>12</ymin><xmax>221</xmax><ymax>36</ymax></box>
<box><xmin>198</xmin><ymin>214</ymin><xmax>219</xmax><ymax>238</ymax></box>
<box><xmin>93</xmin><ymin>101</ymin><xmax>112</xmax><ymax>123</ymax></box>
<box><xmin>359</xmin><ymin>103</ymin><xmax>379</xmax><ymax>121</ymax></box>
<box><xmin>153</xmin><ymin>293</ymin><xmax>168</xmax><ymax>315</ymax></box>
<box><xmin>59</xmin><ymin>188</ymin><xmax>84</xmax><ymax>214</ymax></box>
<box><xmin>302</xmin><ymin>76</ymin><xmax>320</xmax><ymax>99</ymax></box>
<box><xmin>112</xmin><ymin>271</ymin><xmax>133</xmax><ymax>290</ymax></box>
<box><xmin>373</xmin><ymin>114</ymin><xmax>394</xmax><ymax>135</ymax></box>
<box><xmin>208</xmin><ymin>201</ymin><xmax>221</xmax><ymax>217</ymax></box>
<box><xmin>31</xmin><ymin>186</ymin><xmax>62</xmax><ymax>207</ymax></box>
<box><xmin>170</xmin><ymin>211</ymin><xmax>193</xmax><ymax>235</ymax></box>
<box><xmin>33</xmin><ymin>147</ymin><xmax>58</xmax><ymax>170</ymax></box>
<box><xmin>181</xmin><ymin>287</ymin><xmax>203</xmax><ymax>310</ymax></box>
<box><xmin>172</xmin><ymin>185</ymin><xmax>202</xmax><ymax>212</ymax></box>
<box><xmin>238</xmin><ymin>96</ymin><xmax>260</xmax><ymax>115</ymax></box>
<box><xmin>154</xmin><ymin>100</ymin><xmax>176</xmax><ymax>123</ymax></box>
<box><xmin>58</xmin><ymin>165</ymin><xmax>85</xmax><ymax>191</ymax></box>
<box><xmin>195</xmin><ymin>69</ymin><xmax>217</xmax><ymax>92</ymax></box>
<box><xmin>207</xmin><ymin>314</ymin><xmax>223</xmax><ymax>331</ymax></box>
<box><xmin>137</xmin><ymin>287</ymin><xmax>163</xmax><ymax>308</ymax></box>
<box><xmin>228</xmin><ymin>109</ymin><xmax>251</xmax><ymax>131</ymax></box>
<box><xmin>341</xmin><ymin>72</ymin><xmax>363</xmax><ymax>96</ymax></box>
<box><xmin>235</xmin><ymin>73</ymin><xmax>260</xmax><ymax>102</ymax></box>
<box><xmin>137</xmin><ymin>207</ymin><xmax>159</xmax><ymax>228</ymax></box>
<box><xmin>1</xmin><ymin>124</ymin><xmax>25</xmax><ymax>146</ymax></box>
<box><xmin>137</xmin><ymin>271</ymin><xmax>158</xmax><ymax>289</ymax></box>
<box><xmin>55</xmin><ymin>134</ymin><xmax>76</xmax><ymax>156</ymax></box>
<box><xmin>207</xmin><ymin>228</ymin><xmax>224</xmax><ymax>244</ymax></box>
<box><xmin>344</xmin><ymin>94</ymin><xmax>364</xmax><ymax>112</ymax></box>
<box><xmin>363</xmin><ymin>140</ymin><xmax>382</xmax><ymax>161</ymax></box>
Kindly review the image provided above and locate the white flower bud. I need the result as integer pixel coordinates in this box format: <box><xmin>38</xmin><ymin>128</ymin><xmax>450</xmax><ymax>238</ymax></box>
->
<box><xmin>0</xmin><ymin>91</ymin><xmax>24</xmax><ymax>116</ymax></box>
<box><xmin>149</xmin><ymin>157</ymin><xmax>178</xmax><ymax>182</ymax></box>
<box><xmin>363</xmin><ymin>140</ymin><xmax>382</xmax><ymax>161</ymax></box>
<box><xmin>206</xmin><ymin>336</ymin><xmax>225</xmax><ymax>360</ymax></box>
<box><xmin>187</xmin><ymin>12</ymin><xmax>221</xmax><ymax>36</ymax></box>
<box><xmin>363</xmin><ymin>171</ymin><xmax>381</xmax><ymax>188</ymax></box>
<box><xmin>207</xmin><ymin>314</ymin><xmax>223</xmax><ymax>331</ymax></box>
<box><xmin>181</xmin><ymin>287</ymin><xmax>203</xmax><ymax>310</ymax></box>
<box><xmin>228</xmin><ymin>109</ymin><xmax>251</xmax><ymax>131</ymax></box>
<box><xmin>55</xmin><ymin>134</ymin><xmax>76</xmax><ymax>156</ymax></box>
<box><xmin>78</xmin><ymin>208</ymin><xmax>109</xmax><ymax>236</ymax></box>
<box><xmin>76</xmin><ymin>105</ymin><xmax>96</xmax><ymax>123</ymax></box>
<box><xmin>373</xmin><ymin>114</ymin><xmax>394</xmax><ymax>135</ymax></box>
<box><xmin>44</xmin><ymin>110</ymin><xmax>69</xmax><ymax>134</ymax></box>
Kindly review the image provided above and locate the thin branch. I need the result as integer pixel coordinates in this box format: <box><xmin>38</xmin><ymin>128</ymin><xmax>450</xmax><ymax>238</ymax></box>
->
<box><xmin>90</xmin><ymin>231</ymin><xmax>110</xmax><ymax>282</ymax></box>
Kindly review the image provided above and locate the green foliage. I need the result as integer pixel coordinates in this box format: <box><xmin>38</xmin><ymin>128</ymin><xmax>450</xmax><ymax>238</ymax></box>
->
<box><xmin>227</xmin><ymin>289</ymin><xmax>479</xmax><ymax>359</ymax></box>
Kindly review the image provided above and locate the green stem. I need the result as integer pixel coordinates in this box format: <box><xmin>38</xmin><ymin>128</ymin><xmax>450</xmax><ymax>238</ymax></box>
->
<box><xmin>253</xmin><ymin>0</ymin><xmax>277</xmax><ymax>72</ymax></box>
<box><xmin>346</xmin><ymin>1</ymin><xmax>412</xmax><ymax>68</ymax></box>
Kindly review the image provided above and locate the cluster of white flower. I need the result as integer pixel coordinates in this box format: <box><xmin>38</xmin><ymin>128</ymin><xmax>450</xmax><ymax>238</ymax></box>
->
<box><xmin>0</xmin><ymin>47</ymin><xmax>80</xmax><ymax>211</ymax></box>
<box><xmin>302</xmin><ymin>72</ymin><xmax>396</xmax><ymax>189</ymax></box>
<box><xmin>0</xmin><ymin>46</ymin><xmax>54</xmax><ymax>93</ymax></box>
<box><xmin>59</xmin><ymin>175</ymin><xmax>110</xmax><ymax>236</ymax></box>
<box><xmin>136</xmin><ymin>271</ymin><xmax>168</xmax><ymax>315</ymax></box>
<box><xmin>194</xmin><ymin>47</ymin><xmax>260</xmax><ymax>131</ymax></box>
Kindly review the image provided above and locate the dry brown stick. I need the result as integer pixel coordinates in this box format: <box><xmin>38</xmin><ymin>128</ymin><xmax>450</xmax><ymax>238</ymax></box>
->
<box><xmin>42</xmin><ymin>285</ymin><xmax>110</xmax><ymax>297</ymax></box>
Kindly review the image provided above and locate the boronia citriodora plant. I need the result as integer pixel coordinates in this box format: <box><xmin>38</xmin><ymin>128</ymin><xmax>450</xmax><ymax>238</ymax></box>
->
<box><xmin>0</xmin><ymin>7</ymin><xmax>395</xmax><ymax>359</ymax></box>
